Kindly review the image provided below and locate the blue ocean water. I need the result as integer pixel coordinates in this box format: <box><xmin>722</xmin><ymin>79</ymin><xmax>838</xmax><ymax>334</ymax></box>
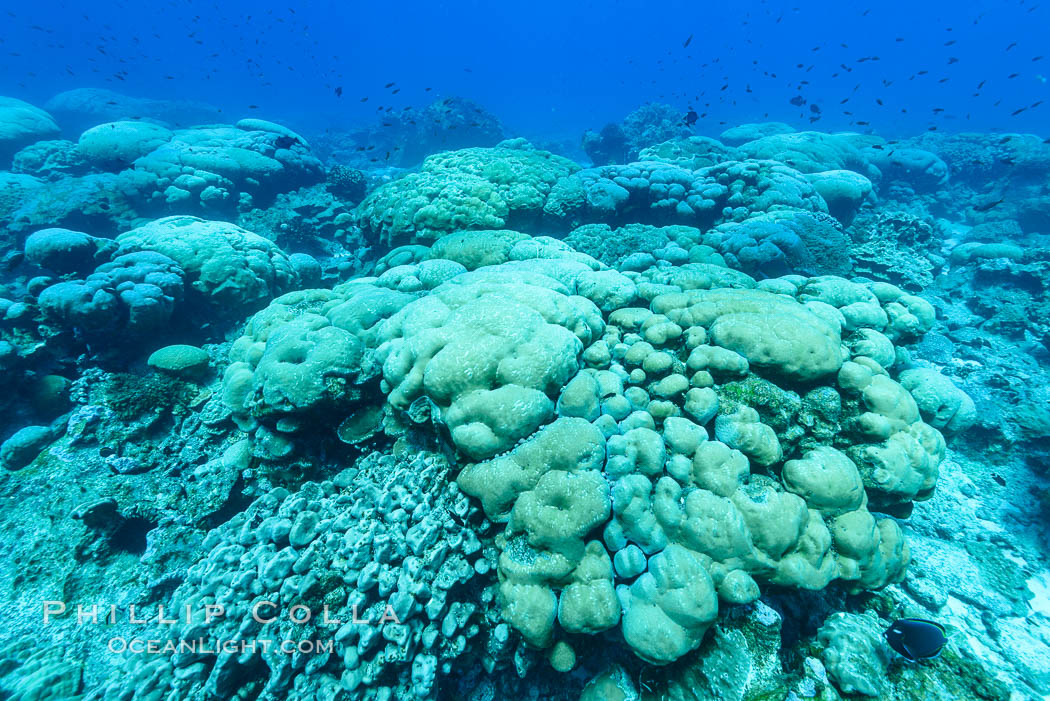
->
<box><xmin>2</xmin><ymin>0</ymin><xmax>1047</xmax><ymax>140</ymax></box>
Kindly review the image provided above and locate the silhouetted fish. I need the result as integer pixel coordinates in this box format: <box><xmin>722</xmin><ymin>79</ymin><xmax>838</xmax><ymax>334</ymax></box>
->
<box><xmin>885</xmin><ymin>619</ymin><xmax>948</xmax><ymax>661</ymax></box>
<box><xmin>974</xmin><ymin>198</ymin><xmax>1005</xmax><ymax>212</ymax></box>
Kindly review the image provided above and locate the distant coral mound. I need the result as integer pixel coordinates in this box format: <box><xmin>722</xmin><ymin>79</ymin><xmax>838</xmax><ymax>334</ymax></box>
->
<box><xmin>44</xmin><ymin>88</ymin><xmax>223</xmax><ymax>134</ymax></box>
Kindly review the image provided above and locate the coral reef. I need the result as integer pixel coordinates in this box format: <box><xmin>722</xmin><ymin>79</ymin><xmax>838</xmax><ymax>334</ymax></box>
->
<box><xmin>356</xmin><ymin>140</ymin><xmax>579</xmax><ymax>246</ymax></box>
<box><xmin>0</xmin><ymin>97</ymin><xmax>61</xmax><ymax>165</ymax></box>
<box><xmin>312</xmin><ymin>97</ymin><xmax>505</xmax><ymax>169</ymax></box>
<box><xmin>0</xmin><ymin>94</ymin><xmax>1046</xmax><ymax>701</ymax></box>
<box><xmin>582</xmin><ymin>103</ymin><xmax>694</xmax><ymax>165</ymax></box>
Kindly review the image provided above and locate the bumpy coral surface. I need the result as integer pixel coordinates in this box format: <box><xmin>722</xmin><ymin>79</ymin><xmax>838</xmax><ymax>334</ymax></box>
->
<box><xmin>209</xmin><ymin>234</ymin><xmax>946</xmax><ymax>671</ymax></box>
<box><xmin>357</xmin><ymin>140</ymin><xmax>579</xmax><ymax>245</ymax></box>
<box><xmin>3</xmin><ymin>94</ymin><xmax>1039</xmax><ymax>701</ymax></box>
<box><xmin>132</xmin><ymin>120</ymin><xmax>323</xmax><ymax>210</ymax></box>
<box><xmin>116</xmin><ymin>216</ymin><xmax>302</xmax><ymax>313</ymax></box>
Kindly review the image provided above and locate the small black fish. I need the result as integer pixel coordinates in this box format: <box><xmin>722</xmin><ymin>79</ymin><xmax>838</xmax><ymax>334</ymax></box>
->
<box><xmin>334</xmin><ymin>86</ymin><xmax>342</xmax><ymax>97</ymax></box>
<box><xmin>682</xmin><ymin>33</ymin><xmax>693</xmax><ymax>48</ymax></box>
<box><xmin>384</xmin><ymin>81</ymin><xmax>395</xmax><ymax>88</ymax></box>
<box><xmin>974</xmin><ymin>198</ymin><xmax>1005</xmax><ymax>212</ymax></box>
<box><xmin>683</xmin><ymin>109</ymin><xmax>698</xmax><ymax>126</ymax></box>
<box><xmin>885</xmin><ymin>618</ymin><xmax>948</xmax><ymax>661</ymax></box>
<box><xmin>274</xmin><ymin>135</ymin><xmax>300</xmax><ymax>149</ymax></box>
<box><xmin>789</xmin><ymin>95</ymin><xmax>806</xmax><ymax>106</ymax></box>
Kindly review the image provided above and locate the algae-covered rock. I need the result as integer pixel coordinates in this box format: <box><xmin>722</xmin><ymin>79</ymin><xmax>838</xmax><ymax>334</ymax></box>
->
<box><xmin>0</xmin><ymin>425</ymin><xmax>52</xmax><ymax>471</ymax></box>
<box><xmin>817</xmin><ymin>611</ymin><xmax>892</xmax><ymax>697</ymax></box>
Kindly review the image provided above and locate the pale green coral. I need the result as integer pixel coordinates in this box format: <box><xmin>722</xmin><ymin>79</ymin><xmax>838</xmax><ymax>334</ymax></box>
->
<box><xmin>132</xmin><ymin>121</ymin><xmax>322</xmax><ymax>208</ymax></box>
<box><xmin>783</xmin><ymin>446</ymin><xmax>867</xmax><ymax>515</ymax></box>
<box><xmin>0</xmin><ymin>97</ymin><xmax>60</xmax><ymax>163</ymax></box>
<box><xmin>223</xmin><ymin>283</ymin><xmax>413</xmax><ymax>440</ymax></box>
<box><xmin>805</xmin><ymin>169</ymin><xmax>873</xmax><ymax>224</ymax></box>
<box><xmin>899</xmin><ymin>368</ymin><xmax>976</xmax><ymax>434</ymax></box>
<box><xmin>357</xmin><ymin>141</ymin><xmax>579</xmax><ymax>245</ymax></box>
<box><xmin>77</xmin><ymin>121</ymin><xmax>173</xmax><ymax>169</ymax></box>
<box><xmin>458</xmin><ymin>417</ymin><xmax>606</xmax><ymax>520</ymax></box>
<box><xmin>736</xmin><ymin>131</ymin><xmax>878</xmax><ymax>178</ymax></box>
<box><xmin>211</xmin><ymin>167</ymin><xmax>952</xmax><ymax>675</ymax></box>
<box><xmin>378</xmin><ymin>275</ymin><xmax>603</xmax><ymax>459</ymax></box>
<box><xmin>117</xmin><ymin>215</ymin><xmax>301</xmax><ymax>312</ymax></box>
<box><xmin>655</xmin><ymin>288</ymin><xmax>844</xmax><ymax>383</ymax></box>
<box><xmin>619</xmin><ymin>544</ymin><xmax>719</xmax><ymax>664</ymax></box>
<box><xmin>428</xmin><ymin>229</ymin><xmax>531</xmax><ymax>269</ymax></box>
<box><xmin>637</xmin><ymin>136</ymin><xmax>739</xmax><ymax>169</ymax></box>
